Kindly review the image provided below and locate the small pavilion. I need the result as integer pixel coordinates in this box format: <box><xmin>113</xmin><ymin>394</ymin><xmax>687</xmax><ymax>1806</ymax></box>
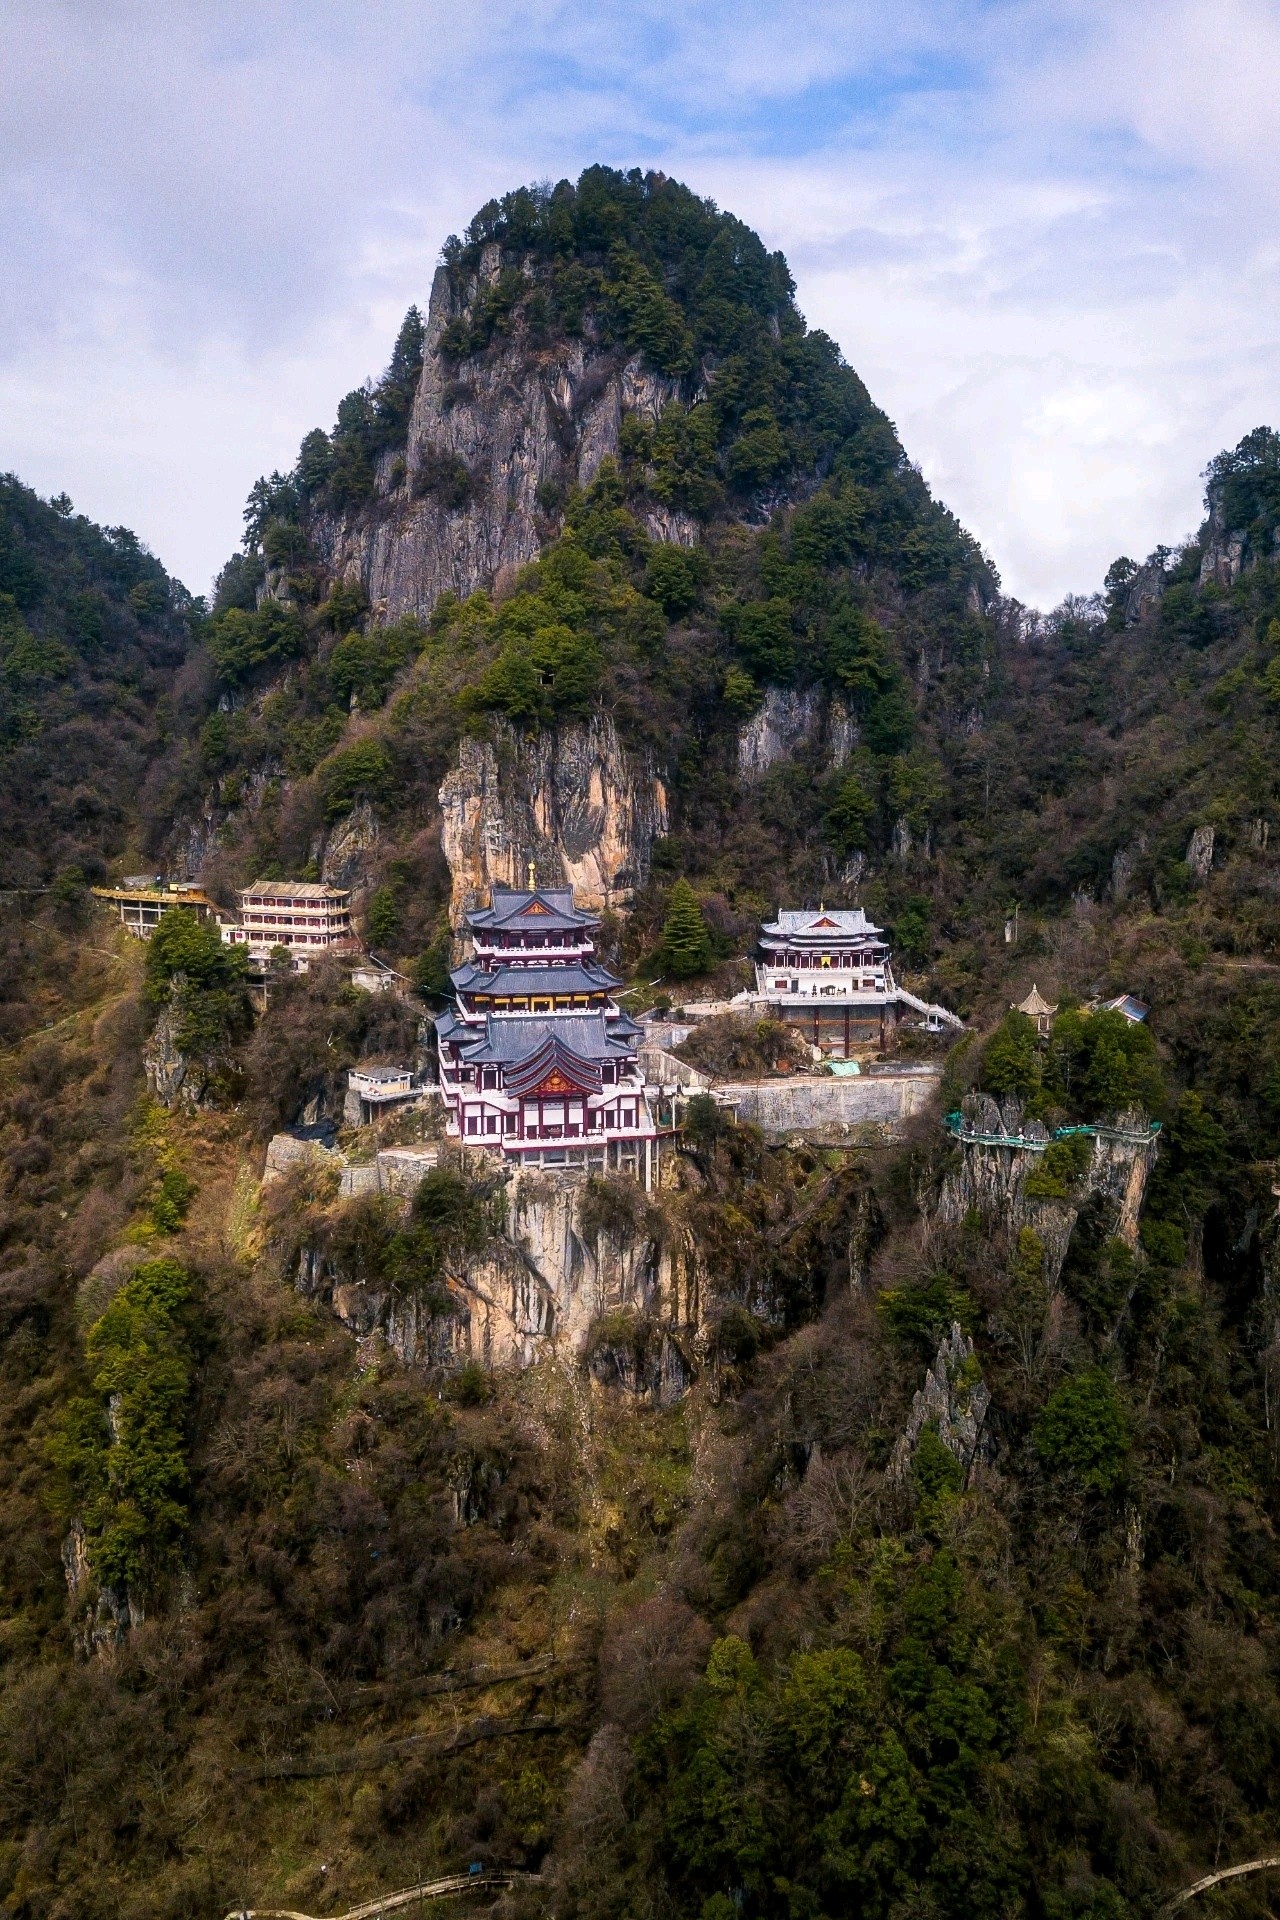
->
<box><xmin>1014</xmin><ymin>984</ymin><xmax>1058</xmax><ymax>1037</ymax></box>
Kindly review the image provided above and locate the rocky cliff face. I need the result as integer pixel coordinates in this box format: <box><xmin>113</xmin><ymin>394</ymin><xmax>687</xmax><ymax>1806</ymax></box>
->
<box><xmin>888</xmin><ymin>1322</ymin><xmax>991</xmax><ymax>1484</ymax></box>
<box><xmin>1199</xmin><ymin>488</ymin><xmax>1249</xmax><ymax>589</ymax></box>
<box><xmin>938</xmin><ymin>1092</ymin><xmax>1157</xmax><ymax>1286</ymax></box>
<box><xmin>1121</xmin><ymin>553</ymin><xmax>1171</xmax><ymax>625</ymax></box>
<box><xmin>439</xmin><ymin>714</ymin><xmax>668</xmax><ymax>921</ymax></box>
<box><xmin>736</xmin><ymin>686</ymin><xmax>856</xmax><ymax>784</ymax></box>
<box><xmin>143</xmin><ymin>1004</ymin><xmax>213</xmax><ymax>1112</ymax></box>
<box><xmin>321</xmin><ymin>797</ymin><xmax>381</xmax><ymax>891</ymax></box>
<box><xmin>294</xmin><ymin>1165</ymin><xmax>702</xmax><ymax>1388</ymax></box>
<box><xmin>307</xmin><ymin>250</ymin><xmax>698</xmax><ymax>622</ymax></box>
<box><xmin>1198</xmin><ymin>464</ymin><xmax>1280</xmax><ymax>588</ymax></box>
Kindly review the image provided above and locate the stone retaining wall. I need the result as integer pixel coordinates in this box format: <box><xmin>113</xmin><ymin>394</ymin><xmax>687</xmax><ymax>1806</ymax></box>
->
<box><xmin>714</xmin><ymin>1065</ymin><xmax>940</xmax><ymax>1139</ymax></box>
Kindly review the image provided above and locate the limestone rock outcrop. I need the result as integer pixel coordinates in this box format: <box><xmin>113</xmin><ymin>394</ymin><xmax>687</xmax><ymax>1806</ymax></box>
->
<box><xmin>1122</xmin><ymin>551</ymin><xmax>1171</xmax><ymax>624</ymax></box>
<box><xmin>293</xmin><ymin>1167</ymin><xmax>702</xmax><ymax>1380</ymax></box>
<box><xmin>306</xmin><ymin>252</ymin><xmax>698</xmax><ymax>622</ymax></box>
<box><xmin>937</xmin><ymin>1092</ymin><xmax>1048</xmax><ymax>1221</ymax></box>
<box><xmin>938</xmin><ymin>1092</ymin><xmax>1158</xmax><ymax>1285</ymax></box>
<box><xmin>1186</xmin><ymin>823</ymin><xmax>1215</xmax><ymax>882</ymax></box>
<box><xmin>439</xmin><ymin>714</ymin><xmax>668</xmax><ymax>921</ymax></box>
<box><xmin>143</xmin><ymin>1003</ymin><xmax>214</xmax><ymax>1112</ymax></box>
<box><xmin>1110</xmin><ymin>835</ymin><xmax>1148</xmax><ymax>902</ymax></box>
<box><xmin>736</xmin><ymin>686</ymin><xmax>855</xmax><ymax>784</ymax></box>
<box><xmin>888</xmin><ymin>1322</ymin><xmax>991</xmax><ymax>1483</ymax></box>
<box><xmin>323</xmin><ymin>797</ymin><xmax>381</xmax><ymax>892</ymax></box>
<box><xmin>1199</xmin><ymin>489</ymin><xmax>1248</xmax><ymax>588</ymax></box>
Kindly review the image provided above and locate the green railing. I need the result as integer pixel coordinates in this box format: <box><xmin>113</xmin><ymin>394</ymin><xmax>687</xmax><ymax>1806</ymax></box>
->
<box><xmin>944</xmin><ymin>1111</ymin><xmax>1161</xmax><ymax>1151</ymax></box>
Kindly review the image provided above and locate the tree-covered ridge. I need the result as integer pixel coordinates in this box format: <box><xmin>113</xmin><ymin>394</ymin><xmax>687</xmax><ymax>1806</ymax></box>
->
<box><xmin>225</xmin><ymin>167</ymin><xmax>990</xmax><ymax>608</ymax></box>
<box><xmin>166</xmin><ymin>168</ymin><xmax>1005</xmax><ymax>974</ymax></box>
<box><xmin>1203</xmin><ymin>426</ymin><xmax>1280</xmax><ymax>562</ymax></box>
<box><xmin>0</xmin><ymin>474</ymin><xmax>196</xmax><ymax>889</ymax></box>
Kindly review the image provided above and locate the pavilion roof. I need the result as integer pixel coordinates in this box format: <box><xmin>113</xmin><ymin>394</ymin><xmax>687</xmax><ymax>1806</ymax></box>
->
<box><xmin>241</xmin><ymin>879</ymin><xmax>349</xmax><ymax>901</ymax></box>
<box><xmin>1015</xmin><ymin>984</ymin><xmax>1058</xmax><ymax>1019</ymax></box>
<box><xmin>761</xmin><ymin>907</ymin><xmax>887</xmax><ymax>942</ymax></box>
<box><xmin>451</xmin><ymin>959</ymin><xmax>619</xmax><ymax>997</ymax></box>
<box><xmin>466</xmin><ymin>886</ymin><xmax>598</xmax><ymax>935</ymax></box>
<box><xmin>442</xmin><ymin>1012</ymin><xmax>637</xmax><ymax>1070</ymax></box>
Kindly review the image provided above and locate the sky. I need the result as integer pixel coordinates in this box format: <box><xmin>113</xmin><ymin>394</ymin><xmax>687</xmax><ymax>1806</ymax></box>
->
<box><xmin>2</xmin><ymin>1</ymin><xmax>1279</xmax><ymax>608</ymax></box>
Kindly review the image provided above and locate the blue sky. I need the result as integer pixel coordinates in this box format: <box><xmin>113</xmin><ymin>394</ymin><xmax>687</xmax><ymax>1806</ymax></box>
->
<box><xmin>3</xmin><ymin>0</ymin><xmax>1279</xmax><ymax>605</ymax></box>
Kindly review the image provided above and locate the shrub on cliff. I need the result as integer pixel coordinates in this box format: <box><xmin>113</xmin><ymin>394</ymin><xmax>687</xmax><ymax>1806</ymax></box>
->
<box><xmin>143</xmin><ymin>908</ymin><xmax>251</xmax><ymax>1072</ymax></box>
<box><xmin>1043</xmin><ymin>1008</ymin><xmax>1164</xmax><ymax>1118</ymax></box>
<box><xmin>675</xmin><ymin>1014</ymin><xmax>795</xmax><ymax>1077</ymax></box>
<box><xmin>1034</xmin><ymin>1367</ymin><xmax>1129</xmax><ymax>1494</ymax></box>
<box><xmin>47</xmin><ymin>1257</ymin><xmax>195</xmax><ymax>1595</ymax></box>
<box><xmin>318</xmin><ymin>736</ymin><xmax>396</xmax><ymax>819</ymax></box>
<box><xmin>979</xmin><ymin>1011</ymin><xmax>1041</xmax><ymax>1102</ymax></box>
<box><xmin>204</xmin><ymin>598</ymin><xmax>305</xmax><ymax>687</ymax></box>
<box><xmin>328</xmin><ymin>617</ymin><xmax>424</xmax><ymax>708</ymax></box>
<box><xmin>643</xmin><ymin>544</ymin><xmax>701</xmax><ymax>617</ymax></box>
<box><xmin>1022</xmin><ymin>1133</ymin><xmax>1091</xmax><ymax>1199</ymax></box>
<box><xmin>414</xmin><ymin>927</ymin><xmax>454</xmax><ymax>998</ymax></box>
<box><xmin>825</xmin><ymin>770</ymin><xmax>875</xmax><ymax>857</ymax></box>
<box><xmin>471</xmin><ymin>622</ymin><xmax>603</xmax><ymax>727</ymax></box>
<box><xmin>144</xmin><ymin>909</ymin><xmax>245</xmax><ymax>1005</ymax></box>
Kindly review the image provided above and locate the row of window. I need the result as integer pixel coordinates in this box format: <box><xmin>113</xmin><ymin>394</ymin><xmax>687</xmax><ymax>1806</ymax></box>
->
<box><xmin>478</xmin><ymin>935</ymin><xmax>588</xmax><ymax>949</ymax></box>
<box><xmin>485</xmin><ymin>1005</ymin><xmax>605</xmax><ymax>1019</ymax></box>
<box><xmin>463</xmin><ymin>1104</ymin><xmax>641</xmax><ymax>1138</ymax></box>
<box><xmin>764</xmin><ymin>952</ymin><xmax>882</xmax><ymax>967</ymax></box>
<box><xmin>231</xmin><ymin>930</ymin><xmax>340</xmax><ymax>946</ymax></box>
<box><xmin>241</xmin><ymin>897</ymin><xmax>347</xmax><ymax>911</ymax></box>
<box><xmin>475</xmin><ymin>956</ymin><xmax>590</xmax><ymax>969</ymax></box>
<box><xmin>770</xmin><ymin>978</ymin><xmax>883</xmax><ymax>992</ymax></box>
<box><xmin>242</xmin><ymin>915</ymin><xmax>349</xmax><ymax>928</ymax></box>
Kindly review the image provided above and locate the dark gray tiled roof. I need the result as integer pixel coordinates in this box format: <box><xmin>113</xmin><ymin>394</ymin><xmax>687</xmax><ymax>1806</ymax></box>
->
<box><xmin>466</xmin><ymin>887</ymin><xmax>598</xmax><ymax>935</ymax></box>
<box><xmin>452</xmin><ymin>960</ymin><xmax>620</xmax><ymax>997</ymax></box>
<box><xmin>448</xmin><ymin>1013</ymin><xmax>638</xmax><ymax>1067</ymax></box>
<box><xmin>761</xmin><ymin>907</ymin><xmax>886</xmax><ymax>941</ymax></box>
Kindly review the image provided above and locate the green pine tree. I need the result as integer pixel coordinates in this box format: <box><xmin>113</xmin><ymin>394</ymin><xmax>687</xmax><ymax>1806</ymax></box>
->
<box><xmin>660</xmin><ymin>879</ymin><xmax>712</xmax><ymax>978</ymax></box>
<box><xmin>366</xmin><ymin>885</ymin><xmax>401</xmax><ymax>948</ymax></box>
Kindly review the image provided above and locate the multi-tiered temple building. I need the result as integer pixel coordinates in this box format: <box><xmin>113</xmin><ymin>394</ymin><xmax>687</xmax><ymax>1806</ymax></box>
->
<box><xmin>436</xmin><ymin>884</ymin><xmax>667</xmax><ymax>1186</ymax></box>
<box><xmin>754</xmin><ymin>906</ymin><xmax>963</xmax><ymax>1055</ymax></box>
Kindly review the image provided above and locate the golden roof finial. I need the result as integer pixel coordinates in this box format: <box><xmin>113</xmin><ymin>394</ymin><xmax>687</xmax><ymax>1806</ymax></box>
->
<box><xmin>527</xmin><ymin>859</ymin><xmax>536</xmax><ymax>890</ymax></box>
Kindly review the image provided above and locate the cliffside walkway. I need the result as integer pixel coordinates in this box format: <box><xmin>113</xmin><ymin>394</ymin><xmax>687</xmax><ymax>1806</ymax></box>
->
<box><xmin>1159</xmin><ymin>1855</ymin><xmax>1280</xmax><ymax>1916</ymax></box>
<box><xmin>943</xmin><ymin>1113</ymin><xmax>1161</xmax><ymax>1152</ymax></box>
<box><xmin>224</xmin><ymin>1867</ymin><xmax>539</xmax><ymax>1920</ymax></box>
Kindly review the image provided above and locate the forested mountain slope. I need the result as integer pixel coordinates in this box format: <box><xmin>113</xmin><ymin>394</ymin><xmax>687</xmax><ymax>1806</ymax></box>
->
<box><xmin>146</xmin><ymin>166</ymin><xmax>997</xmax><ymax>966</ymax></box>
<box><xmin>3</xmin><ymin>169</ymin><xmax>1280</xmax><ymax>1920</ymax></box>
<box><xmin>0</xmin><ymin>475</ymin><xmax>200</xmax><ymax>1046</ymax></box>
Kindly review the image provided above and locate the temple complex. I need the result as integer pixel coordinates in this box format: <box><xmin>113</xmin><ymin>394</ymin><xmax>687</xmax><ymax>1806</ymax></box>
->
<box><xmin>436</xmin><ymin>883</ymin><xmax>668</xmax><ymax>1186</ymax></box>
<box><xmin>754</xmin><ymin>906</ymin><xmax>962</xmax><ymax>1056</ymax></box>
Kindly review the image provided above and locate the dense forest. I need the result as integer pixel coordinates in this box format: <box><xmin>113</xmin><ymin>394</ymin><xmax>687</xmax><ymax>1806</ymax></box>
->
<box><xmin>2</xmin><ymin>168</ymin><xmax>1280</xmax><ymax>1920</ymax></box>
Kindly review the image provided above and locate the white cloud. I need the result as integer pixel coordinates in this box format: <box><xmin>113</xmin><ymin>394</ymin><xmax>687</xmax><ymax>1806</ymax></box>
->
<box><xmin>0</xmin><ymin>0</ymin><xmax>1278</xmax><ymax>602</ymax></box>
